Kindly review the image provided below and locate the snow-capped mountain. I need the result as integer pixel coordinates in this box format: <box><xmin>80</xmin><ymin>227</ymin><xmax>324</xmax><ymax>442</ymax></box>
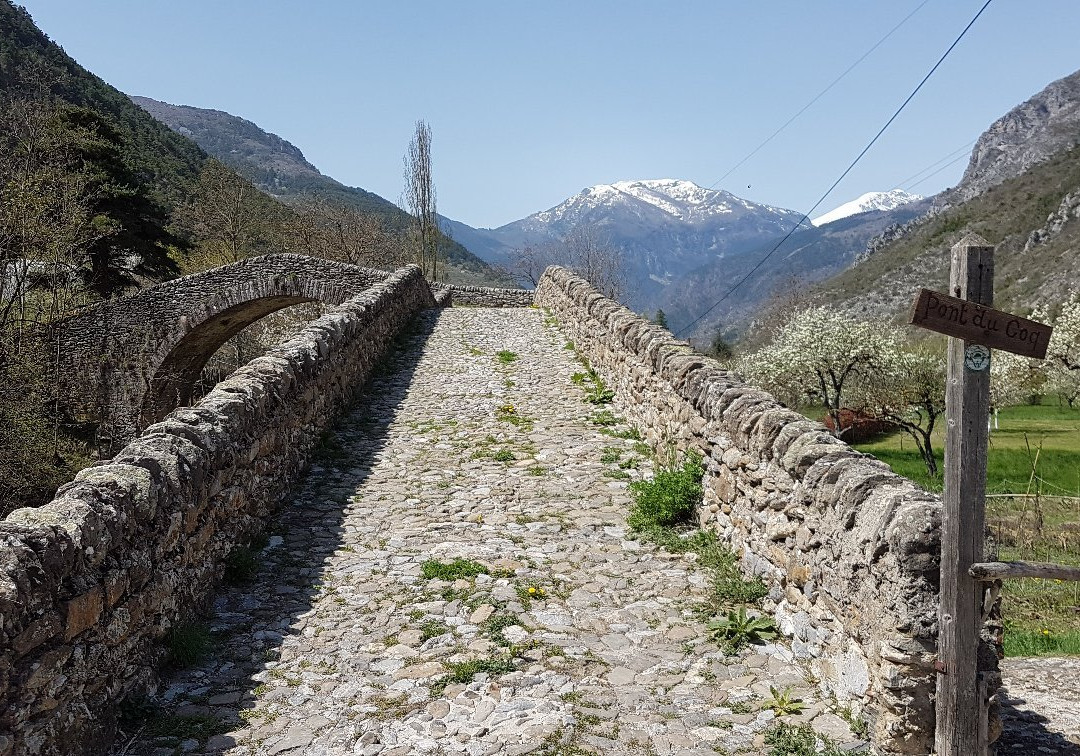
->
<box><xmin>811</xmin><ymin>189</ymin><xmax>922</xmax><ymax>227</ymax></box>
<box><xmin>448</xmin><ymin>179</ymin><xmax>809</xmax><ymax>309</ymax></box>
<box><xmin>524</xmin><ymin>179</ymin><xmax>799</xmax><ymax>230</ymax></box>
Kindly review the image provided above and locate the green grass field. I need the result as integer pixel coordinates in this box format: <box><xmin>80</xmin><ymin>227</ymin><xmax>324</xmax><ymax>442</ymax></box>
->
<box><xmin>848</xmin><ymin>402</ymin><xmax>1080</xmax><ymax>657</ymax></box>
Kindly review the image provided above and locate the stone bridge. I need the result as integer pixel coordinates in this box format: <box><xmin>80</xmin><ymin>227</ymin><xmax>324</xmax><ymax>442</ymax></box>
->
<box><xmin>53</xmin><ymin>254</ymin><xmax>393</xmax><ymax>454</ymax></box>
<box><xmin>1</xmin><ymin>263</ymin><xmax>1073</xmax><ymax>755</ymax></box>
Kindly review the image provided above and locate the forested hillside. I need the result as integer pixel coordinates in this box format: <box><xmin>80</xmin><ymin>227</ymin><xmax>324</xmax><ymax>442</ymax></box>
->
<box><xmin>131</xmin><ymin>96</ymin><xmax>499</xmax><ymax>283</ymax></box>
<box><xmin>0</xmin><ymin>1</ymin><xmax>491</xmax><ymax>515</ymax></box>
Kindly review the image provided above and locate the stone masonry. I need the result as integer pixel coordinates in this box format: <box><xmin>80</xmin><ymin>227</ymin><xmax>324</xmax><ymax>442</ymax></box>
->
<box><xmin>0</xmin><ymin>266</ymin><xmax>435</xmax><ymax>755</ymax></box>
<box><xmin>430</xmin><ymin>283</ymin><xmax>535</xmax><ymax>308</ymax></box>
<box><xmin>53</xmin><ymin>254</ymin><xmax>391</xmax><ymax>455</ymax></box>
<box><xmin>109</xmin><ymin>306</ymin><xmax>864</xmax><ymax>756</ymax></box>
<box><xmin>534</xmin><ymin>265</ymin><xmax>1001</xmax><ymax>754</ymax></box>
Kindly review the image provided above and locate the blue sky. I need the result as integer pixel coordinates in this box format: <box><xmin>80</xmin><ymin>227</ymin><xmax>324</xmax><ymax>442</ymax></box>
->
<box><xmin>17</xmin><ymin>1</ymin><xmax>1080</xmax><ymax>229</ymax></box>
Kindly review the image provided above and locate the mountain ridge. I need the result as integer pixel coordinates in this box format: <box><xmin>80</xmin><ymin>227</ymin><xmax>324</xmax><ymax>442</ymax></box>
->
<box><xmin>131</xmin><ymin>95</ymin><xmax>496</xmax><ymax>279</ymax></box>
<box><xmin>811</xmin><ymin>189</ymin><xmax>922</xmax><ymax>227</ymax></box>
<box><xmin>808</xmin><ymin>69</ymin><xmax>1080</xmax><ymax>329</ymax></box>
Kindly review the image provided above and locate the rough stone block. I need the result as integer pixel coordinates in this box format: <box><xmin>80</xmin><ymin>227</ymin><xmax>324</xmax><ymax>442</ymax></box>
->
<box><xmin>63</xmin><ymin>585</ymin><xmax>104</xmax><ymax>641</ymax></box>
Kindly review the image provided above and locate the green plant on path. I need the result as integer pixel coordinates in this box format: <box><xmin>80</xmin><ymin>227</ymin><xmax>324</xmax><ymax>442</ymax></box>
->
<box><xmin>420</xmin><ymin>558</ymin><xmax>489</xmax><ymax>580</ymax></box>
<box><xmin>708</xmin><ymin>607</ymin><xmax>778</xmax><ymax>652</ymax></box>
<box><xmin>763</xmin><ymin>685</ymin><xmax>805</xmax><ymax>716</ymax></box>
<box><xmin>765</xmin><ymin>723</ymin><xmax>843</xmax><ymax>756</ymax></box>
<box><xmin>496</xmin><ymin>350</ymin><xmax>518</xmax><ymax>364</ymax></box>
<box><xmin>627</xmin><ymin>452</ymin><xmax>703</xmax><ymax>529</ymax></box>
<box><xmin>166</xmin><ymin>623</ymin><xmax>211</xmax><ymax>668</ymax></box>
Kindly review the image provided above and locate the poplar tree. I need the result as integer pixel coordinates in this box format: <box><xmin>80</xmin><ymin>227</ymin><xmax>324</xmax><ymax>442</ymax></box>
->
<box><xmin>404</xmin><ymin>120</ymin><xmax>438</xmax><ymax>280</ymax></box>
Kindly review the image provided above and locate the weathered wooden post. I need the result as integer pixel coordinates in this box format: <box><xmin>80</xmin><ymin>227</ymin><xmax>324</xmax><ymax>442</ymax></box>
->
<box><xmin>937</xmin><ymin>235</ymin><xmax>992</xmax><ymax>755</ymax></box>
<box><xmin>909</xmin><ymin>233</ymin><xmax>1055</xmax><ymax>755</ymax></box>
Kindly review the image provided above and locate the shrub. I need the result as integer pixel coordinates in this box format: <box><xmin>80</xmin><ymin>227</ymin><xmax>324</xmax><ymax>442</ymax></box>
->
<box><xmin>166</xmin><ymin>623</ymin><xmax>211</xmax><ymax>668</ymax></box>
<box><xmin>627</xmin><ymin>453</ymin><xmax>703</xmax><ymax>529</ymax></box>
<box><xmin>822</xmin><ymin>409</ymin><xmax>894</xmax><ymax>443</ymax></box>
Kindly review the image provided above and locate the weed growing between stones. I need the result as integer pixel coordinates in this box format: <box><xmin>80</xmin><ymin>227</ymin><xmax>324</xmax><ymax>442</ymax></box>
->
<box><xmin>420</xmin><ymin>558</ymin><xmax>489</xmax><ymax>580</ymax></box>
<box><xmin>223</xmin><ymin>544</ymin><xmax>259</xmax><ymax>584</ymax></box>
<box><xmin>496</xmin><ymin>349</ymin><xmax>519</xmax><ymax>364</ymax></box>
<box><xmin>708</xmin><ymin>607</ymin><xmax>778</xmax><ymax>653</ymax></box>
<box><xmin>762</xmin><ymin>685</ymin><xmax>805</xmax><ymax>716</ymax></box>
<box><xmin>627</xmin><ymin>452</ymin><xmax>703</xmax><ymax>529</ymax></box>
<box><xmin>166</xmin><ymin>623</ymin><xmax>211</xmax><ymax>668</ymax></box>
<box><xmin>481</xmin><ymin>612</ymin><xmax>520</xmax><ymax>646</ymax></box>
<box><xmin>589</xmin><ymin>409</ymin><xmax>620</xmax><ymax>427</ymax></box>
<box><xmin>601</xmin><ymin>426</ymin><xmax>642</xmax><ymax>440</ymax></box>
<box><xmin>497</xmin><ymin>403</ymin><xmax>534</xmax><ymax>430</ymax></box>
<box><xmin>764</xmin><ymin>722</ymin><xmax>843</xmax><ymax>756</ymax></box>
<box><xmin>429</xmin><ymin>655</ymin><xmax>517</xmax><ymax>696</ymax></box>
<box><xmin>420</xmin><ymin>619</ymin><xmax>450</xmax><ymax>641</ymax></box>
<box><xmin>837</xmin><ymin>704</ymin><xmax>870</xmax><ymax>739</ymax></box>
<box><xmin>600</xmin><ymin>446</ymin><xmax>622</xmax><ymax>464</ymax></box>
<box><xmin>570</xmin><ymin>368</ymin><xmax>614</xmax><ymax>404</ymax></box>
<box><xmin>515</xmin><ymin>582</ymin><xmax>548</xmax><ymax>608</ymax></box>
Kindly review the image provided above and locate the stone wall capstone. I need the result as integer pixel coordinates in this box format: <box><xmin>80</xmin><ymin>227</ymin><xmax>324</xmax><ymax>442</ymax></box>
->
<box><xmin>0</xmin><ymin>265</ymin><xmax>435</xmax><ymax>756</ymax></box>
<box><xmin>534</xmin><ymin>265</ymin><xmax>1000</xmax><ymax>755</ymax></box>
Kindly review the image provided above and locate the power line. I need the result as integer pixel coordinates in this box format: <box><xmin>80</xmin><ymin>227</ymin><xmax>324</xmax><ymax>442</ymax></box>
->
<box><xmin>904</xmin><ymin>150</ymin><xmax>974</xmax><ymax>191</ymax></box>
<box><xmin>706</xmin><ymin>0</ymin><xmax>932</xmax><ymax>192</ymax></box>
<box><xmin>895</xmin><ymin>139</ymin><xmax>976</xmax><ymax>190</ymax></box>
<box><xmin>675</xmin><ymin>0</ymin><xmax>994</xmax><ymax>338</ymax></box>
<box><xmin>902</xmin><ymin>149</ymin><xmax>972</xmax><ymax>189</ymax></box>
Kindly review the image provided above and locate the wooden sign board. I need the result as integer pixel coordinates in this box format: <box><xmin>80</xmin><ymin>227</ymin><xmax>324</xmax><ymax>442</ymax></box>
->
<box><xmin>909</xmin><ymin>288</ymin><xmax>1052</xmax><ymax>359</ymax></box>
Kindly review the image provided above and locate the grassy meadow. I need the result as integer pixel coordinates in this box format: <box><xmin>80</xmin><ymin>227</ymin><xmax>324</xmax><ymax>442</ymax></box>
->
<box><xmin>849</xmin><ymin>401</ymin><xmax>1080</xmax><ymax>657</ymax></box>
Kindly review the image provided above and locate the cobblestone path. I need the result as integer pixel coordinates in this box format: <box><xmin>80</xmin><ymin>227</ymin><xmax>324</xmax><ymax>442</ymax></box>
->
<box><xmin>116</xmin><ymin>308</ymin><xmax>866</xmax><ymax>756</ymax></box>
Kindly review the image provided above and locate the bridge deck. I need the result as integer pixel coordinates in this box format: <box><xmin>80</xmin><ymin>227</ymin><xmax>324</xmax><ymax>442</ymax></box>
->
<box><xmin>115</xmin><ymin>307</ymin><xmax>862</xmax><ymax>755</ymax></box>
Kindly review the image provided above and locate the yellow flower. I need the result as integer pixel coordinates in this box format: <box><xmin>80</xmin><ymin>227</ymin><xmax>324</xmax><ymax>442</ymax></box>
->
<box><xmin>528</xmin><ymin>586</ymin><xmax>537</xmax><ymax>594</ymax></box>
<box><xmin>1042</xmin><ymin>629</ymin><xmax>1050</xmax><ymax>636</ymax></box>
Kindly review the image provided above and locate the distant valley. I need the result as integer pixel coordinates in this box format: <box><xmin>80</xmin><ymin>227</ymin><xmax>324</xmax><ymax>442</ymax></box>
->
<box><xmin>134</xmin><ymin>63</ymin><xmax>1080</xmax><ymax>345</ymax></box>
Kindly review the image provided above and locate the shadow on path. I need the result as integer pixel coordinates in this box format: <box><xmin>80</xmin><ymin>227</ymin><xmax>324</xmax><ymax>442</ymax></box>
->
<box><xmin>111</xmin><ymin>310</ymin><xmax>441</xmax><ymax>755</ymax></box>
<box><xmin>996</xmin><ymin>671</ymin><xmax>1080</xmax><ymax>755</ymax></box>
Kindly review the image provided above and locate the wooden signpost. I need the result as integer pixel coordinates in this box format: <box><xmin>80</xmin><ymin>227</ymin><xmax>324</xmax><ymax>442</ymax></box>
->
<box><xmin>910</xmin><ymin>288</ymin><xmax>1052</xmax><ymax>359</ymax></box>
<box><xmin>908</xmin><ymin>234</ymin><xmax>1073</xmax><ymax>756</ymax></box>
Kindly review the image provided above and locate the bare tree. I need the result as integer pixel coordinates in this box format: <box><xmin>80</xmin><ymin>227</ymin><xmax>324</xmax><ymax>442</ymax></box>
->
<box><xmin>510</xmin><ymin>227</ymin><xmax>627</xmax><ymax>301</ymax></box>
<box><xmin>282</xmin><ymin>194</ymin><xmax>410</xmax><ymax>269</ymax></box>
<box><xmin>403</xmin><ymin>120</ymin><xmax>438</xmax><ymax>280</ymax></box>
<box><xmin>176</xmin><ymin>159</ymin><xmax>280</xmax><ymax>271</ymax></box>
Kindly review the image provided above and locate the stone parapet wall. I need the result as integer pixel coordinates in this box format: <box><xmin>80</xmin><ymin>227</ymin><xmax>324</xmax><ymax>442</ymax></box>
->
<box><xmin>430</xmin><ymin>283</ymin><xmax>534</xmax><ymax>307</ymax></box>
<box><xmin>0</xmin><ymin>266</ymin><xmax>436</xmax><ymax>755</ymax></box>
<box><xmin>534</xmin><ymin>266</ymin><xmax>996</xmax><ymax>754</ymax></box>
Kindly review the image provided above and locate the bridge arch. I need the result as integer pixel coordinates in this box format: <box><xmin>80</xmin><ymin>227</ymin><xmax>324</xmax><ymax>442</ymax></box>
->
<box><xmin>55</xmin><ymin>254</ymin><xmax>395</xmax><ymax>454</ymax></box>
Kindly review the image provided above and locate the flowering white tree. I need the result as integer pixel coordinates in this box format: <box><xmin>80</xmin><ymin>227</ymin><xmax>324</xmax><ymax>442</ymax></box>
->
<box><xmin>855</xmin><ymin>346</ymin><xmax>946</xmax><ymax>477</ymax></box>
<box><xmin>1036</xmin><ymin>297</ymin><xmax>1080</xmax><ymax>406</ymax></box>
<box><xmin>737</xmin><ymin>306</ymin><xmax>898</xmax><ymax>438</ymax></box>
<box><xmin>989</xmin><ymin>349</ymin><xmax>1041</xmax><ymax>413</ymax></box>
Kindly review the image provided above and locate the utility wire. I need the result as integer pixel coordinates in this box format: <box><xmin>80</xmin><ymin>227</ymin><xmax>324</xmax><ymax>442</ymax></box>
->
<box><xmin>706</xmin><ymin>0</ymin><xmax>932</xmax><ymax>192</ymax></box>
<box><xmin>895</xmin><ymin>139</ymin><xmax>976</xmax><ymax>190</ymax></box>
<box><xmin>676</xmin><ymin>0</ymin><xmax>994</xmax><ymax>338</ymax></box>
<box><xmin>905</xmin><ymin>151</ymin><xmax>973</xmax><ymax>191</ymax></box>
